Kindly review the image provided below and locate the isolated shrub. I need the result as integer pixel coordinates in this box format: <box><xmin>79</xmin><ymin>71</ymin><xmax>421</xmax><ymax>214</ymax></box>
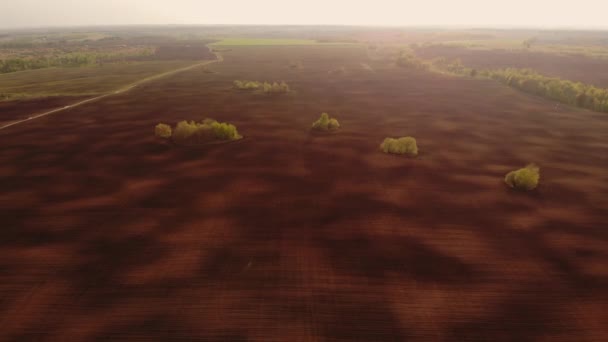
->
<box><xmin>505</xmin><ymin>164</ymin><xmax>540</xmax><ymax>191</ymax></box>
<box><xmin>312</xmin><ymin>113</ymin><xmax>340</xmax><ymax>131</ymax></box>
<box><xmin>154</xmin><ymin>123</ymin><xmax>172</xmax><ymax>138</ymax></box>
<box><xmin>234</xmin><ymin>80</ymin><xmax>290</xmax><ymax>94</ymax></box>
<box><xmin>380</xmin><ymin>137</ymin><xmax>418</xmax><ymax>156</ymax></box>
<box><xmin>171</xmin><ymin>119</ymin><xmax>241</xmax><ymax>145</ymax></box>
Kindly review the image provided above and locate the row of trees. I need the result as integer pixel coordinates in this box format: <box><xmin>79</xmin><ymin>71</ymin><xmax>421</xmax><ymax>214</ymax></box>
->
<box><xmin>480</xmin><ymin>68</ymin><xmax>608</xmax><ymax>113</ymax></box>
<box><xmin>155</xmin><ymin>119</ymin><xmax>242</xmax><ymax>145</ymax></box>
<box><xmin>395</xmin><ymin>52</ymin><xmax>429</xmax><ymax>70</ymax></box>
<box><xmin>413</xmin><ymin>55</ymin><xmax>608</xmax><ymax>113</ymax></box>
<box><xmin>233</xmin><ymin>80</ymin><xmax>291</xmax><ymax>94</ymax></box>
<box><xmin>430</xmin><ymin>58</ymin><xmax>477</xmax><ymax>77</ymax></box>
<box><xmin>0</xmin><ymin>50</ymin><xmax>154</xmax><ymax>74</ymax></box>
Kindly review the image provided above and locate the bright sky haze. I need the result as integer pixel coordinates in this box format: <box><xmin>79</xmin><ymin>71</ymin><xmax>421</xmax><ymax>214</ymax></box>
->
<box><xmin>2</xmin><ymin>0</ymin><xmax>607</xmax><ymax>29</ymax></box>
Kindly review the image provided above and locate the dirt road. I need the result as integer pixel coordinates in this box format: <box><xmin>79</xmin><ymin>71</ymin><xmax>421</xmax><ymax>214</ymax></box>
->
<box><xmin>0</xmin><ymin>53</ymin><xmax>223</xmax><ymax>131</ymax></box>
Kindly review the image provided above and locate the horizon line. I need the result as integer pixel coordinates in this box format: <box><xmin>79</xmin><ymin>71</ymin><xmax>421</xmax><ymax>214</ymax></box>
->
<box><xmin>2</xmin><ymin>23</ymin><xmax>608</xmax><ymax>32</ymax></box>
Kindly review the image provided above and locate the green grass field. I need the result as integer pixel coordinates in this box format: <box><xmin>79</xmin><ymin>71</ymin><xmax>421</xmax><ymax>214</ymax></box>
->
<box><xmin>211</xmin><ymin>38</ymin><xmax>356</xmax><ymax>46</ymax></box>
<box><xmin>0</xmin><ymin>61</ymin><xmax>193</xmax><ymax>98</ymax></box>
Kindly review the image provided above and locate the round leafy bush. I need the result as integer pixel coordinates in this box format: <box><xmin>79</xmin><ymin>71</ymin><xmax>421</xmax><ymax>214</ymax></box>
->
<box><xmin>505</xmin><ymin>164</ymin><xmax>540</xmax><ymax>191</ymax></box>
<box><xmin>155</xmin><ymin>123</ymin><xmax>172</xmax><ymax>138</ymax></box>
<box><xmin>380</xmin><ymin>137</ymin><xmax>418</xmax><ymax>156</ymax></box>
<box><xmin>312</xmin><ymin>113</ymin><xmax>340</xmax><ymax>131</ymax></box>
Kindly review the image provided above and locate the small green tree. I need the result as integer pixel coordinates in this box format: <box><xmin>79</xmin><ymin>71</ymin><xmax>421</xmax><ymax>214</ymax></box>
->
<box><xmin>155</xmin><ymin>123</ymin><xmax>172</xmax><ymax>138</ymax></box>
<box><xmin>505</xmin><ymin>164</ymin><xmax>540</xmax><ymax>191</ymax></box>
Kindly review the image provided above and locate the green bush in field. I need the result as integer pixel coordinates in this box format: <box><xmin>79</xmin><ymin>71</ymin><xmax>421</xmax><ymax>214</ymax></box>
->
<box><xmin>234</xmin><ymin>80</ymin><xmax>290</xmax><ymax>94</ymax></box>
<box><xmin>170</xmin><ymin>119</ymin><xmax>242</xmax><ymax>145</ymax></box>
<box><xmin>154</xmin><ymin>123</ymin><xmax>172</xmax><ymax>138</ymax></box>
<box><xmin>380</xmin><ymin>137</ymin><xmax>418</xmax><ymax>156</ymax></box>
<box><xmin>505</xmin><ymin>164</ymin><xmax>540</xmax><ymax>191</ymax></box>
<box><xmin>312</xmin><ymin>113</ymin><xmax>340</xmax><ymax>131</ymax></box>
<box><xmin>233</xmin><ymin>80</ymin><xmax>262</xmax><ymax>90</ymax></box>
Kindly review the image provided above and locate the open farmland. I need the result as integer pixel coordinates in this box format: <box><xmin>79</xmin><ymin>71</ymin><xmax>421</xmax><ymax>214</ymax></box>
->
<box><xmin>0</xmin><ymin>38</ymin><xmax>218</xmax><ymax>126</ymax></box>
<box><xmin>1</xmin><ymin>41</ymin><xmax>607</xmax><ymax>340</ymax></box>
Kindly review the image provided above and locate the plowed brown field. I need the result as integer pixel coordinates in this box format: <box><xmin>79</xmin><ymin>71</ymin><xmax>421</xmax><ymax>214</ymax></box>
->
<box><xmin>1</xmin><ymin>45</ymin><xmax>607</xmax><ymax>341</ymax></box>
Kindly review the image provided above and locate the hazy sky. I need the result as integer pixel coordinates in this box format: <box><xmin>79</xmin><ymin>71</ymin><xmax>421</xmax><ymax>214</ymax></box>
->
<box><xmin>2</xmin><ymin>0</ymin><xmax>607</xmax><ymax>29</ymax></box>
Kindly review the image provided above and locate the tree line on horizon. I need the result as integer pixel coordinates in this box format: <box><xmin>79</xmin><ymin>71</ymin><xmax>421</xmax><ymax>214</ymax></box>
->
<box><xmin>397</xmin><ymin>52</ymin><xmax>608</xmax><ymax>113</ymax></box>
<box><xmin>0</xmin><ymin>50</ymin><xmax>154</xmax><ymax>74</ymax></box>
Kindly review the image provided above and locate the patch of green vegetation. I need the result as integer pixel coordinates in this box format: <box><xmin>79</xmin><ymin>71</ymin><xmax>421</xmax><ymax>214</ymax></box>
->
<box><xmin>415</xmin><ymin>54</ymin><xmax>608</xmax><ymax>113</ymax></box>
<box><xmin>233</xmin><ymin>80</ymin><xmax>290</xmax><ymax>94</ymax></box>
<box><xmin>311</xmin><ymin>113</ymin><xmax>340</xmax><ymax>131</ymax></box>
<box><xmin>212</xmin><ymin>38</ymin><xmax>358</xmax><ymax>46</ymax></box>
<box><xmin>430</xmin><ymin>58</ymin><xmax>476</xmax><ymax>77</ymax></box>
<box><xmin>0</xmin><ymin>49</ymin><xmax>155</xmax><ymax>74</ymax></box>
<box><xmin>0</xmin><ymin>61</ymin><xmax>192</xmax><ymax>98</ymax></box>
<box><xmin>505</xmin><ymin>164</ymin><xmax>540</xmax><ymax>191</ymax></box>
<box><xmin>170</xmin><ymin>119</ymin><xmax>242</xmax><ymax>145</ymax></box>
<box><xmin>154</xmin><ymin>123</ymin><xmax>172</xmax><ymax>138</ymax></box>
<box><xmin>212</xmin><ymin>38</ymin><xmax>320</xmax><ymax>46</ymax></box>
<box><xmin>380</xmin><ymin>137</ymin><xmax>418</xmax><ymax>157</ymax></box>
<box><xmin>481</xmin><ymin>68</ymin><xmax>608</xmax><ymax>113</ymax></box>
<box><xmin>396</xmin><ymin>52</ymin><xmax>430</xmax><ymax>70</ymax></box>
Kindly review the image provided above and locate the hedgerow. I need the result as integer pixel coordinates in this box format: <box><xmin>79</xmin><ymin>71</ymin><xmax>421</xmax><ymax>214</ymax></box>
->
<box><xmin>160</xmin><ymin>119</ymin><xmax>242</xmax><ymax>145</ymax></box>
<box><xmin>233</xmin><ymin>80</ymin><xmax>290</xmax><ymax>94</ymax></box>
<box><xmin>380</xmin><ymin>137</ymin><xmax>418</xmax><ymax>156</ymax></box>
<box><xmin>481</xmin><ymin>68</ymin><xmax>608</xmax><ymax>112</ymax></box>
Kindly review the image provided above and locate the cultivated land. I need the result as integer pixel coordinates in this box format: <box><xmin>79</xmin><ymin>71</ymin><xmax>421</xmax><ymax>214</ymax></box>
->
<box><xmin>1</xmin><ymin>36</ymin><xmax>608</xmax><ymax>340</ymax></box>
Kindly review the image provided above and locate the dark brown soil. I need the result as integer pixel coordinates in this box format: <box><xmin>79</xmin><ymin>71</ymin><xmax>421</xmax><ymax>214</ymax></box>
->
<box><xmin>0</xmin><ymin>45</ymin><xmax>607</xmax><ymax>341</ymax></box>
<box><xmin>415</xmin><ymin>45</ymin><xmax>608</xmax><ymax>88</ymax></box>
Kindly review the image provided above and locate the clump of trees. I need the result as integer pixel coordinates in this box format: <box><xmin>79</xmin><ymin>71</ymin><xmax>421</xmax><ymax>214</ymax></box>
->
<box><xmin>423</xmin><ymin>57</ymin><xmax>608</xmax><ymax>113</ymax></box>
<box><xmin>154</xmin><ymin>123</ymin><xmax>172</xmax><ymax>138</ymax></box>
<box><xmin>396</xmin><ymin>52</ymin><xmax>429</xmax><ymax>70</ymax></box>
<box><xmin>0</xmin><ymin>49</ymin><xmax>154</xmax><ymax>74</ymax></box>
<box><xmin>380</xmin><ymin>137</ymin><xmax>418</xmax><ymax>157</ymax></box>
<box><xmin>504</xmin><ymin>164</ymin><xmax>540</xmax><ymax>191</ymax></box>
<box><xmin>311</xmin><ymin>113</ymin><xmax>340</xmax><ymax>131</ymax></box>
<box><xmin>155</xmin><ymin>119</ymin><xmax>242</xmax><ymax>145</ymax></box>
<box><xmin>430</xmin><ymin>58</ymin><xmax>476</xmax><ymax>77</ymax></box>
<box><xmin>233</xmin><ymin>80</ymin><xmax>290</xmax><ymax>94</ymax></box>
<box><xmin>480</xmin><ymin>68</ymin><xmax>608</xmax><ymax>113</ymax></box>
